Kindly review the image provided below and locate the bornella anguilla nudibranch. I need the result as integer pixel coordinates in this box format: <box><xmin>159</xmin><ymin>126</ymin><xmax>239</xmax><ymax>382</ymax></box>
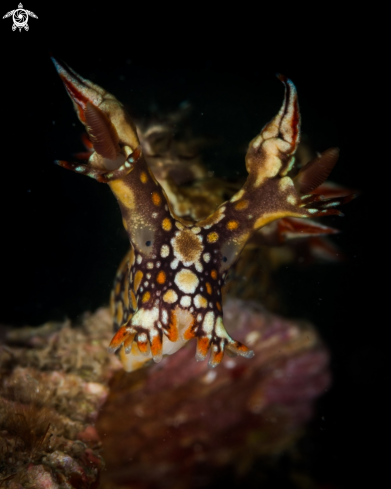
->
<box><xmin>52</xmin><ymin>58</ymin><xmax>350</xmax><ymax>371</ymax></box>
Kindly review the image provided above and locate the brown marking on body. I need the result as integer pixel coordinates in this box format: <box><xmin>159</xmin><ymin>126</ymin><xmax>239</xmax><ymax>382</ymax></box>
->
<box><xmin>172</xmin><ymin>229</ymin><xmax>203</xmax><ymax>263</ymax></box>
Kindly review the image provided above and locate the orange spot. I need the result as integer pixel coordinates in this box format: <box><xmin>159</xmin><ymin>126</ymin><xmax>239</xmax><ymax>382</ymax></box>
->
<box><xmin>130</xmin><ymin>290</ymin><xmax>138</xmax><ymax>310</ymax></box>
<box><xmin>123</xmin><ymin>330</ymin><xmax>135</xmax><ymax>351</ymax></box>
<box><xmin>134</xmin><ymin>270</ymin><xmax>143</xmax><ymax>292</ymax></box>
<box><xmin>116</xmin><ymin>301</ymin><xmax>124</xmax><ymax>325</ymax></box>
<box><xmin>210</xmin><ymin>349</ymin><xmax>224</xmax><ymax>366</ymax></box>
<box><xmin>140</xmin><ymin>171</ymin><xmax>148</xmax><ymax>183</ymax></box>
<box><xmin>156</xmin><ymin>271</ymin><xmax>166</xmax><ymax>284</ymax></box>
<box><xmin>235</xmin><ymin>200</ymin><xmax>248</xmax><ymax>210</ymax></box>
<box><xmin>151</xmin><ymin>335</ymin><xmax>163</xmax><ymax>358</ymax></box>
<box><xmin>109</xmin><ymin>326</ymin><xmax>130</xmax><ymax>351</ymax></box>
<box><xmin>166</xmin><ymin>311</ymin><xmax>178</xmax><ymax>342</ymax></box>
<box><xmin>123</xmin><ymin>279</ymin><xmax>130</xmax><ymax>309</ymax></box>
<box><xmin>115</xmin><ymin>281</ymin><xmax>121</xmax><ymax>295</ymax></box>
<box><xmin>226</xmin><ymin>220</ymin><xmax>238</xmax><ymax>230</ymax></box>
<box><xmin>229</xmin><ymin>341</ymin><xmax>251</xmax><ymax>354</ymax></box>
<box><xmin>184</xmin><ymin>318</ymin><xmax>196</xmax><ymax>340</ymax></box>
<box><xmin>211</xmin><ymin>270</ymin><xmax>218</xmax><ymax>280</ymax></box>
<box><xmin>206</xmin><ymin>282</ymin><xmax>212</xmax><ymax>295</ymax></box>
<box><xmin>142</xmin><ymin>291</ymin><xmax>151</xmax><ymax>303</ymax></box>
<box><xmin>137</xmin><ymin>335</ymin><xmax>149</xmax><ymax>354</ymax></box>
<box><xmin>207</xmin><ymin>231</ymin><xmax>219</xmax><ymax>243</ymax></box>
<box><xmin>162</xmin><ymin>218</ymin><xmax>172</xmax><ymax>231</ymax></box>
<box><xmin>197</xmin><ymin>337</ymin><xmax>210</xmax><ymax>359</ymax></box>
<box><xmin>152</xmin><ymin>192</ymin><xmax>162</xmax><ymax>206</ymax></box>
<box><xmin>216</xmin><ymin>301</ymin><xmax>222</xmax><ymax>311</ymax></box>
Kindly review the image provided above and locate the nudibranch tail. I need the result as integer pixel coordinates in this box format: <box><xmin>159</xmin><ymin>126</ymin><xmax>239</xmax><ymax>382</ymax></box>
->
<box><xmin>53</xmin><ymin>58</ymin><xmax>350</xmax><ymax>372</ymax></box>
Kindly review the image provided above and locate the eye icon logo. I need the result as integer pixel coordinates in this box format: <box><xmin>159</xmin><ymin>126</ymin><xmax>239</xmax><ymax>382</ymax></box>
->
<box><xmin>3</xmin><ymin>3</ymin><xmax>38</xmax><ymax>31</ymax></box>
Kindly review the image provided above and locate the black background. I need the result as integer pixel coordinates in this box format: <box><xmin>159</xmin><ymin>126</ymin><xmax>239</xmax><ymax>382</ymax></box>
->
<box><xmin>0</xmin><ymin>3</ymin><xmax>378</xmax><ymax>488</ymax></box>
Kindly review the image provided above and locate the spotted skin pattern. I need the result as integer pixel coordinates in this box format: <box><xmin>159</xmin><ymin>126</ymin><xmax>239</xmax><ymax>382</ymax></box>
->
<box><xmin>52</xmin><ymin>59</ymin><xmax>347</xmax><ymax>370</ymax></box>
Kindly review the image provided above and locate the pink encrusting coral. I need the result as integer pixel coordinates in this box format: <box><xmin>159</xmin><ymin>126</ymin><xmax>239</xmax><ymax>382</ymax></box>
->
<box><xmin>97</xmin><ymin>299</ymin><xmax>330</xmax><ymax>488</ymax></box>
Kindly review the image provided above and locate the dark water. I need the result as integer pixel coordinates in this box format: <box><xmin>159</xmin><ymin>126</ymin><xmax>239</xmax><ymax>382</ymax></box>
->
<box><xmin>1</xmin><ymin>14</ymin><xmax>376</xmax><ymax>489</ymax></box>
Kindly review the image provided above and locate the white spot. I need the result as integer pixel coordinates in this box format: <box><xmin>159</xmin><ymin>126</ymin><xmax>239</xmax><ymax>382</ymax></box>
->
<box><xmin>279</xmin><ymin>176</ymin><xmax>294</xmax><ymax>192</ymax></box>
<box><xmin>146</xmin><ymin>273</ymin><xmax>151</xmax><ymax>279</ymax></box>
<box><xmin>175</xmin><ymin>221</ymin><xmax>184</xmax><ymax>230</ymax></box>
<box><xmin>162</xmin><ymin>309</ymin><xmax>168</xmax><ymax>324</ymax></box>
<box><xmin>147</xmin><ymin>262</ymin><xmax>154</xmax><ymax>269</ymax></box>
<box><xmin>152</xmin><ymin>213</ymin><xmax>158</xmax><ymax>219</ymax></box>
<box><xmin>230</xmin><ymin>189</ymin><xmax>245</xmax><ymax>202</ymax></box>
<box><xmin>137</xmin><ymin>255</ymin><xmax>142</xmax><ymax>264</ymax></box>
<box><xmin>163</xmin><ymin>289</ymin><xmax>178</xmax><ymax>303</ymax></box>
<box><xmin>191</xmin><ymin>227</ymin><xmax>201</xmax><ymax>234</ymax></box>
<box><xmin>144</xmin><ymin>281</ymin><xmax>149</xmax><ymax>287</ymax></box>
<box><xmin>197</xmin><ymin>313</ymin><xmax>203</xmax><ymax>322</ymax></box>
<box><xmin>161</xmin><ymin>245</ymin><xmax>170</xmax><ymax>258</ymax></box>
<box><xmin>202</xmin><ymin>311</ymin><xmax>215</xmax><ymax>335</ymax></box>
<box><xmin>138</xmin><ymin>333</ymin><xmax>147</xmax><ymax>342</ymax></box>
<box><xmin>287</xmin><ymin>194</ymin><xmax>296</xmax><ymax>205</ymax></box>
<box><xmin>195</xmin><ymin>262</ymin><xmax>203</xmax><ymax>273</ymax></box>
<box><xmin>171</xmin><ymin>258</ymin><xmax>179</xmax><ymax>269</ymax></box>
<box><xmin>194</xmin><ymin>294</ymin><xmax>207</xmax><ymax>308</ymax></box>
<box><xmin>180</xmin><ymin>296</ymin><xmax>191</xmax><ymax>307</ymax></box>
<box><xmin>203</xmin><ymin>253</ymin><xmax>211</xmax><ymax>263</ymax></box>
<box><xmin>252</xmin><ymin>135</ymin><xmax>263</xmax><ymax>149</ymax></box>
<box><xmin>174</xmin><ymin>269</ymin><xmax>199</xmax><ymax>294</ymax></box>
<box><xmin>156</xmin><ymin>261</ymin><xmax>161</xmax><ymax>268</ymax></box>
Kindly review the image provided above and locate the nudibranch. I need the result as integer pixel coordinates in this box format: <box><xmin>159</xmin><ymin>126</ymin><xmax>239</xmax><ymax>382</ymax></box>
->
<box><xmin>52</xmin><ymin>58</ymin><xmax>351</xmax><ymax>371</ymax></box>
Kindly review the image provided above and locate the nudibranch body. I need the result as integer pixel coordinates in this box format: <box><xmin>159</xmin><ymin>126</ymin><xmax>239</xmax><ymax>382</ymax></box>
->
<box><xmin>52</xmin><ymin>58</ymin><xmax>350</xmax><ymax>371</ymax></box>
